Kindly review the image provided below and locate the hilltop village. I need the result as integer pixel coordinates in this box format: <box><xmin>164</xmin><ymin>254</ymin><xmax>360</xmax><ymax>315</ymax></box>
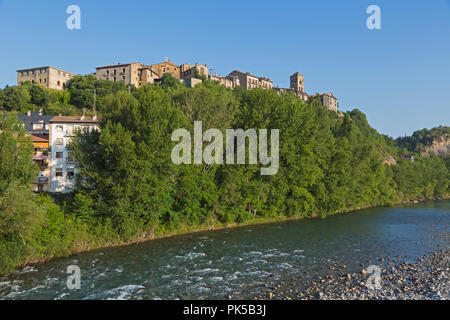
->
<box><xmin>12</xmin><ymin>60</ymin><xmax>340</xmax><ymax>195</ymax></box>
<box><xmin>16</xmin><ymin>60</ymin><xmax>339</xmax><ymax>112</ymax></box>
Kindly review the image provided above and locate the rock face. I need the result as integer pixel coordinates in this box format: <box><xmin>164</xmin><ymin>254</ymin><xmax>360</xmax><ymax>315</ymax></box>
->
<box><xmin>383</xmin><ymin>153</ymin><xmax>397</xmax><ymax>166</ymax></box>
<box><xmin>422</xmin><ymin>134</ymin><xmax>450</xmax><ymax>157</ymax></box>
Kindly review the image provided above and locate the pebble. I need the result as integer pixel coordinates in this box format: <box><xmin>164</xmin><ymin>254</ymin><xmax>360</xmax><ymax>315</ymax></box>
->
<box><xmin>257</xmin><ymin>250</ymin><xmax>450</xmax><ymax>300</ymax></box>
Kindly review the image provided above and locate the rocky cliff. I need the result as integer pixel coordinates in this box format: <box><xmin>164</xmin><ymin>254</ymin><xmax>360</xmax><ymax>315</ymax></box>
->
<box><xmin>422</xmin><ymin>134</ymin><xmax>450</xmax><ymax>158</ymax></box>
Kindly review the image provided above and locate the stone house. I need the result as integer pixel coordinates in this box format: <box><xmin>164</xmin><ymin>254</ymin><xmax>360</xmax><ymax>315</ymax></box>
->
<box><xmin>17</xmin><ymin>66</ymin><xmax>76</xmax><ymax>90</ymax></box>
<box><xmin>226</xmin><ymin>70</ymin><xmax>273</xmax><ymax>90</ymax></box>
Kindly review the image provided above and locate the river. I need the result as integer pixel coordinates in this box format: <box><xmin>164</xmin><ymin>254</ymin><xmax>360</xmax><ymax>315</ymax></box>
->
<box><xmin>0</xmin><ymin>200</ymin><xmax>448</xmax><ymax>300</ymax></box>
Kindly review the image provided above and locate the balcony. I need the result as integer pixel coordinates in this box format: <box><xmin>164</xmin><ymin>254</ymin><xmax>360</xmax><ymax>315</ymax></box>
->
<box><xmin>66</xmin><ymin>157</ymin><xmax>76</xmax><ymax>164</ymax></box>
<box><xmin>32</xmin><ymin>154</ymin><xmax>48</xmax><ymax>167</ymax></box>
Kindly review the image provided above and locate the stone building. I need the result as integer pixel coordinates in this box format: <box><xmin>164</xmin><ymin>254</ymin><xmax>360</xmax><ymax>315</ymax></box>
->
<box><xmin>138</xmin><ymin>66</ymin><xmax>161</xmax><ymax>86</ymax></box>
<box><xmin>259</xmin><ymin>77</ymin><xmax>273</xmax><ymax>90</ymax></box>
<box><xmin>149</xmin><ymin>60</ymin><xmax>180</xmax><ymax>79</ymax></box>
<box><xmin>320</xmin><ymin>92</ymin><xmax>338</xmax><ymax>112</ymax></box>
<box><xmin>180</xmin><ymin>63</ymin><xmax>208</xmax><ymax>80</ymax></box>
<box><xmin>226</xmin><ymin>70</ymin><xmax>273</xmax><ymax>90</ymax></box>
<box><xmin>48</xmin><ymin>113</ymin><xmax>99</xmax><ymax>194</ymax></box>
<box><xmin>290</xmin><ymin>72</ymin><xmax>304</xmax><ymax>92</ymax></box>
<box><xmin>95</xmin><ymin>62</ymin><xmax>143</xmax><ymax>87</ymax></box>
<box><xmin>273</xmin><ymin>72</ymin><xmax>308</xmax><ymax>102</ymax></box>
<box><xmin>17</xmin><ymin>66</ymin><xmax>76</xmax><ymax>90</ymax></box>
<box><xmin>184</xmin><ymin>77</ymin><xmax>203</xmax><ymax>88</ymax></box>
<box><xmin>95</xmin><ymin>62</ymin><xmax>161</xmax><ymax>88</ymax></box>
<box><xmin>209</xmin><ymin>74</ymin><xmax>235</xmax><ymax>88</ymax></box>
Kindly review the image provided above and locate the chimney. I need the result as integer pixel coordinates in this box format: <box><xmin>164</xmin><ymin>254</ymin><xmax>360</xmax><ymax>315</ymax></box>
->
<box><xmin>38</xmin><ymin>108</ymin><xmax>43</xmax><ymax>116</ymax></box>
<box><xmin>27</xmin><ymin>110</ymin><xmax>31</xmax><ymax>117</ymax></box>
<box><xmin>81</xmin><ymin>108</ymin><xmax>86</xmax><ymax>121</ymax></box>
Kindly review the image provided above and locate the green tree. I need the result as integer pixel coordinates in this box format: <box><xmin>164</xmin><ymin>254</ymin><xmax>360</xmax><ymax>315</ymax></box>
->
<box><xmin>0</xmin><ymin>115</ymin><xmax>37</xmax><ymax>193</ymax></box>
<box><xmin>66</xmin><ymin>75</ymin><xmax>130</xmax><ymax>111</ymax></box>
<box><xmin>2</xmin><ymin>86</ymin><xmax>30</xmax><ymax>111</ymax></box>
<box><xmin>161</xmin><ymin>73</ymin><xmax>183</xmax><ymax>90</ymax></box>
<box><xmin>0</xmin><ymin>88</ymin><xmax>4</xmax><ymax>108</ymax></box>
<box><xmin>29</xmin><ymin>83</ymin><xmax>50</xmax><ymax>107</ymax></box>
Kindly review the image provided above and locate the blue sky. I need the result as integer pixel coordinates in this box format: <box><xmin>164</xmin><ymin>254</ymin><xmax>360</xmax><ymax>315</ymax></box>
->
<box><xmin>0</xmin><ymin>0</ymin><xmax>449</xmax><ymax>137</ymax></box>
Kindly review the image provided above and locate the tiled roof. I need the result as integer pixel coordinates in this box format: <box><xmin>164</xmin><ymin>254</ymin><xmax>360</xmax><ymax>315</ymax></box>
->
<box><xmin>96</xmin><ymin>62</ymin><xmax>140</xmax><ymax>69</ymax></box>
<box><xmin>16</xmin><ymin>66</ymin><xmax>76</xmax><ymax>75</ymax></box>
<box><xmin>17</xmin><ymin>112</ymin><xmax>54</xmax><ymax>132</ymax></box>
<box><xmin>49</xmin><ymin>115</ymin><xmax>99</xmax><ymax>123</ymax></box>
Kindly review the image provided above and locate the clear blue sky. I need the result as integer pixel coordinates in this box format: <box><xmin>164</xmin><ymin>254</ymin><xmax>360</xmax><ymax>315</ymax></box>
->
<box><xmin>0</xmin><ymin>0</ymin><xmax>449</xmax><ymax>137</ymax></box>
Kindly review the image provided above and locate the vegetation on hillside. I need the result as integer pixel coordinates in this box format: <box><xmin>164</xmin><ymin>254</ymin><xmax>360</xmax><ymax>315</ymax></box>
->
<box><xmin>0</xmin><ymin>77</ymin><xmax>448</xmax><ymax>274</ymax></box>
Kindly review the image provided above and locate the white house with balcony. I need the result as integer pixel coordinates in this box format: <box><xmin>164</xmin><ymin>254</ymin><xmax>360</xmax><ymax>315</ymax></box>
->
<box><xmin>48</xmin><ymin>114</ymin><xmax>99</xmax><ymax>193</ymax></box>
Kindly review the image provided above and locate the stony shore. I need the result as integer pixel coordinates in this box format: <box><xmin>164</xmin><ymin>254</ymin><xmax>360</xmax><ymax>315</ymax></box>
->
<box><xmin>257</xmin><ymin>250</ymin><xmax>449</xmax><ymax>300</ymax></box>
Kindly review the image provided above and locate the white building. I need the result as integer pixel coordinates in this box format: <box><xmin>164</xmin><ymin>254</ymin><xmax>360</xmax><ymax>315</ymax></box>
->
<box><xmin>49</xmin><ymin>114</ymin><xmax>99</xmax><ymax>193</ymax></box>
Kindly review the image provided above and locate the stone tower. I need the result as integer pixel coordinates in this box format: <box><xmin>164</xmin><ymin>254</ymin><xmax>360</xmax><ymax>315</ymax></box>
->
<box><xmin>290</xmin><ymin>72</ymin><xmax>304</xmax><ymax>92</ymax></box>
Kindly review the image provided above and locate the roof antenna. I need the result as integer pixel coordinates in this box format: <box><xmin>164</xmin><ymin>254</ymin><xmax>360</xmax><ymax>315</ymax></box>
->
<box><xmin>93</xmin><ymin>88</ymin><xmax>96</xmax><ymax>110</ymax></box>
<box><xmin>93</xmin><ymin>106</ymin><xmax>97</xmax><ymax>121</ymax></box>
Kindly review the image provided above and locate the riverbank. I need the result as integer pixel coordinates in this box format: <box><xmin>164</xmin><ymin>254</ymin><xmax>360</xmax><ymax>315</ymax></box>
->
<box><xmin>11</xmin><ymin>196</ymin><xmax>449</xmax><ymax>276</ymax></box>
<box><xmin>257</xmin><ymin>249</ymin><xmax>449</xmax><ymax>300</ymax></box>
<box><xmin>1</xmin><ymin>202</ymin><xmax>448</xmax><ymax>299</ymax></box>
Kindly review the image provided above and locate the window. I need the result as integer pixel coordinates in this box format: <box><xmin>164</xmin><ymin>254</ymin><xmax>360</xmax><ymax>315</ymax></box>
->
<box><xmin>56</xmin><ymin>125</ymin><xmax>63</xmax><ymax>132</ymax></box>
<box><xmin>33</xmin><ymin>123</ymin><xmax>43</xmax><ymax>130</ymax></box>
<box><xmin>56</xmin><ymin>138</ymin><xmax>63</xmax><ymax>146</ymax></box>
<box><xmin>57</xmin><ymin>80</ymin><xmax>61</xmax><ymax>86</ymax></box>
<box><xmin>114</xmin><ymin>77</ymin><xmax>116</xmax><ymax>82</ymax></box>
<box><xmin>66</xmin><ymin>125</ymin><xmax>73</xmax><ymax>136</ymax></box>
<box><xmin>66</xmin><ymin>152</ymin><xmax>74</xmax><ymax>163</ymax></box>
<box><xmin>55</xmin><ymin>168</ymin><xmax>63</xmax><ymax>177</ymax></box>
<box><xmin>67</xmin><ymin>169</ymin><xmax>75</xmax><ymax>179</ymax></box>
<box><xmin>56</xmin><ymin>152</ymin><xmax>63</xmax><ymax>159</ymax></box>
<box><xmin>82</xmin><ymin>126</ymin><xmax>90</xmax><ymax>134</ymax></box>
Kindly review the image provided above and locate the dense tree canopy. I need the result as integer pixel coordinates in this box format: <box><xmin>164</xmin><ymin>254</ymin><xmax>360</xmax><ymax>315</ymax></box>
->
<box><xmin>69</xmin><ymin>81</ymin><xmax>448</xmax><ymax>238</ymax></box>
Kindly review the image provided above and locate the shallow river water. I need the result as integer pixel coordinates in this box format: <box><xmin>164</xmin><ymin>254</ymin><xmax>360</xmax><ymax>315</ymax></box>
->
<box><xmin>0</xmin><ymin>200</ymin><xmax>448</xmax><ymax>300</ymax></box>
